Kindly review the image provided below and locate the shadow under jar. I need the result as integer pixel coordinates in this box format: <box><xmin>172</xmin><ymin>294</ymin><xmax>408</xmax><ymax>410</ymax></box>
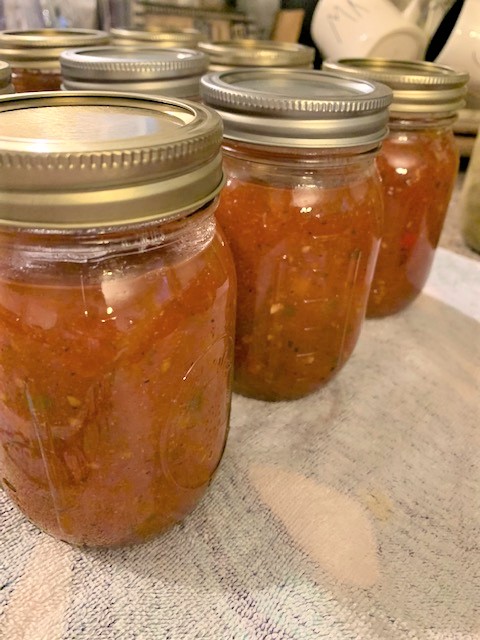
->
<box><xmin>324</xmin><ymin>59</ymin><xmax>468</xmax><ymax>317</ymax></box>
<box><xmin>0</xmin><ymin>29</ymin><xmax>109</xmax><ymax>93</ymax></box>
<box><xmin>0</xmin><ymin>91</ymin><xmax>236</xmax><ymax>547</ymax></box>
<box><xmin>201</xmin><ymin>69</ymin><xmax>392</xmax><ymax>401</ymax></box>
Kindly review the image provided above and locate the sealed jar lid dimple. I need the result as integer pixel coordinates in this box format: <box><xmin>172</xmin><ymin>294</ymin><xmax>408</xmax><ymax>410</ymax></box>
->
<box><xmin>0</xmin><ymin>91</ymin><xmax>224</xmax><ymax>229</ymax></box>
<box><xmin>60</xmin><ymin>46</ymin><xmax>208</xmax><ymax>97</ymax></box>
<box><xmin>322</xmin><ymin>59</ymin><xmax>468</xmax><ymax>116</ymax></box>
<box><xmin>198</xmin><ymin>39</ymin><xmax>315</xmax><ymax>69</ymax></box>
<box><xmin>110</xmin><ymin>27</ymin><xmax>201</xmax><ymax>49</ymax></box>
<box><xmin>0</xmin><ymin>29</ymin><xmax>110</xmax><ymax>69</ymax></box>
<box><xmin>200</xmin><ymin>68</ymin><xmax>393</xmax><ymax>148</ymax></box>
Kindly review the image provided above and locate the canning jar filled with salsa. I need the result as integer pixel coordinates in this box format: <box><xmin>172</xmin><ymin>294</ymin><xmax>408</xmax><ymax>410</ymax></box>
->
<box><xmin>0</xmin><ymin>91</ymin><xmax>236</xmax><ymax>547</ymax></box>
<box><xmin>201</xmin><ymin>69</ymin><xmax>392</xmax><ymax>401</ymax></box>
<box><xmin>0</xmin><ymin>29</ymin><xmax>109</xmax><ymax>93</ymax></box>
<box><xmin>324</xmin><ymin>59</ymin><xmax>468</xmax><ymax>317</ymax></box>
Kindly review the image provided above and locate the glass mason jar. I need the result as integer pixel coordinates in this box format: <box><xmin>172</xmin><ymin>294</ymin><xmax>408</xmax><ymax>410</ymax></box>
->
<box><xmin>0</xmin><ymin>91</ymin><xmax>235</xmax><ymax>547</ymax></box>
<box><xmin>61</xmin><ymin>45</ymin><xmax>208</xmax><ymax>100</ymax></box>
<box><xmin>198</xmin><ymin>39</ymin><xmax>314</xmax><ymax>72</ymax></box>
<box><xmin>324</xmin><ymin>59</ymin><xmax>468</xmax><ymax>317</ymax></box>
<box><xmin>110</xmin><ymin>27</ymin><xmax>202</xmax><ymax>49</ymax></box>
<box><xmin>0</xmin><ymin>29</ymin><xmax>110</xmax><ymax>93</ymax></box>
<box><xmin>201</xmin><ymin>69</ymin><xmax>392</xmax><ymax>401</ymax></box>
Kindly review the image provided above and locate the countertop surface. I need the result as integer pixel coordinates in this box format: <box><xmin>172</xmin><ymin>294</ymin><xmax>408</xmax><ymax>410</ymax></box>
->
<box><xmin>1</xmin><ymin>174</ymin><xmax>479</xmax><ymax>640</ymax></box>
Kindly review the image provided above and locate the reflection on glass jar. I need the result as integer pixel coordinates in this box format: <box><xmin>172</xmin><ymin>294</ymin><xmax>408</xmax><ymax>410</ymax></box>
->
<box><xmin>323</xmin><ymin>59</ymin><xmax>468</xmax><ymax>317</ymax></box>
<box><xmin>201</xmin><ymin>69</ymin><xmax>392</xmax><ymax>401</ymax></box>
<box><xmin>0</xmin><ymin>91</ymin><xmax>235</xmax><ymax>547</ymax></box>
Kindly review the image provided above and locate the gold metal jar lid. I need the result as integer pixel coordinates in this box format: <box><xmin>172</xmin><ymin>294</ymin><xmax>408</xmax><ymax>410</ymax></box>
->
<box><xmin>0</xmin><ymin>91</ymin><xmax>224</xmax><ymax>229</ymax></box>
<box><xmin>198</xmin><ymin>39</ymin><xmax>315</xmax><ymax>69</ymax></box>
<box><xmin>322</xmin><ymin>59</ymin><xmax>468</xmax><ymax>116</ymax></box>
<box><xmin>201</xmin><ymin>68</ymin><xmax>392</xmax><ymax>148</ymax></box>
<box><xmin>0</xmin><ymin>29</ymin><xmax>110</xmax><ymax>70</ymax></box>
<box><xmin>110</xmin><ymin>27</ymin><xmax>201</xmax><ymax>49</ymax></box>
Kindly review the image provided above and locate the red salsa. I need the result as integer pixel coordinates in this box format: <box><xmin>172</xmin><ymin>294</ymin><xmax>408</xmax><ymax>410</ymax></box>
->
<box><xmin>0</xmin><ymin>215</ymin><xmax>236</xmax><ymax>546</ymax></box>
<box><xmin>368</xmin><ymin>125</ymin><xmax>459</xmax><ymax>316</ymax></box>
<box><xmin>217</xmin><ymin>143</ymin><xmax>382</xmax><ymax>401</ymax></box>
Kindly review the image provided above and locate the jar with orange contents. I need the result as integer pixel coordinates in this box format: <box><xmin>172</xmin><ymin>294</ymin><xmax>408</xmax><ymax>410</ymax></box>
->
<box><xmin>0</xmin><ymin>91</ymin><xmax>235</xmax><ymax>547</ymax></box>
<box><xmin>201</xmin><ymin>69</ymin><xmax>392</xmax><ymax>401</ymax></box>
<box><xmin>323</xmin><ymin>59</ymin><xmax>468</xmax><ymax>317</ymax></box>
<box><xmin>0</xmin><ymin>29</ymin><xmax>109</xmax><ymax>93</ymax></box>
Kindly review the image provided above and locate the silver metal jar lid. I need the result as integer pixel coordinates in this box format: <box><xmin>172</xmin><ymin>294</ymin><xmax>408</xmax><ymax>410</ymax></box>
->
<box><xmin>200</xmin><ymin>68</ymin><xmax>392</xmax><ymax>148</ymax></box>
<box><xmin>60</xmin><ymin>46</ymin><xmax>208</xmax><ymax>81</ymax></box>
<box><xmin>322</xmin><ymin>59</ymin><xmax>468</xmax><ymax>116</ymax></box>
<box><xmin>110</xmin><ymin>27</ymin><xmax>201</xmax><ymax>49</ymax></box>
<box><xmin>0</xmin><ymin>29</ymin><xmax>110</xmax><ymax>70</ymax></box>
<box><xmin>198</xmin><ymin>39</ymin><xmax>314</xmax><ymax>68</ymax></box>
<box><xmin>60</xmin><ymin>47</ymin><xmax>208</xmax><ymax>98</ymax></box>
<box><xmin>0</xmin><ymin>91</ymin><xmax>224</xmax><ymax>229</ymax></box>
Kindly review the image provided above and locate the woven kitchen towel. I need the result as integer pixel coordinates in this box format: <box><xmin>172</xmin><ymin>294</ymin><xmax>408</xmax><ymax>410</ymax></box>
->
<box><xmin>1</xmin><ymin>292</ymin><xmax>479</xmax><ymax>640</ymax></box>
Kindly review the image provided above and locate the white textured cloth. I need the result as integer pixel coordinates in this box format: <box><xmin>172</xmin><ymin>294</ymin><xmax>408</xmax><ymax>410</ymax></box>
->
<box><xmin>1</xmin><ymin>249</ymin><xmax>479</xmax><ymax>640</ymax></box>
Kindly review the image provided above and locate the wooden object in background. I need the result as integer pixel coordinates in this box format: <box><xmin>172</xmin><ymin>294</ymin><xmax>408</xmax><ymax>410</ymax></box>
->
<box><xmin>270</xmin><ymin>8</ymin><xmax>305</xmax><ymax>43</ymax></box>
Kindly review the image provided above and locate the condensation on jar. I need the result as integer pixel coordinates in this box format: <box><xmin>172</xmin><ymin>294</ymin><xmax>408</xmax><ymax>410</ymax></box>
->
<box><xmin>61</xmin><ymin>45</ymin><xmax>208</xmax><ymax>100</ymax></box>
<box><xmin>198</xmin><ymin>39</ymin><xmax>314</xmax><ymax>72</ymax></box>
<box><xmin>324</xmin><ymin>59</ymin><xmax>468</xmax><ymax>317</ymax></box>
<box><xmin>0</xmin><ymin>28</ymin><xmax>110</xmax><ymax>93</ymax></box>
<box><xmin>201</xmin><ymin>69</ymin><xmax>392</xmax><ymax>402</ymax></box>
<box><xmin>0</xmin><ymin>91</ymin><xmax>235</xmax><ymax>548</ymax></box>
<box><xmin>110</xmin><ymin>27</ymin><xmax>201</xmax><ymax>49</ymax></box>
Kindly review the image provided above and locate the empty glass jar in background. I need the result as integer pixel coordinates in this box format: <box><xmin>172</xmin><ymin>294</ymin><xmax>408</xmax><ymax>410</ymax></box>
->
<box><xmin>198</xmin><ymin>39</ymin><xmax>314</xmax><ymax>71</ymax></box>
<box><xmin>110</xmin><ymin>26</ymin><xmax>202</xmax><ymax>49</ymax></box>
<box><xmin>61</xmin><ymin>46</ymin><xmax>208</xmax><ymax>100</ymax></box>
<box><xmin>0</xmin><ymin>28</ymin><xmax>110</xmax><ymax>92</ymax></box>
<box><xmin>0</xmin><ymin>91</ymin><xmax>236</xmax><ymax>547</ymax></box>
<box><xmin>324</xmin><ymin>59</ymin><xmax>468</xmax><ymax>317</ymax></box>
<box><xmin>201</xmin><ymin>69</ymin><xmax>392</xmax><ymax>401</ymax></box>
